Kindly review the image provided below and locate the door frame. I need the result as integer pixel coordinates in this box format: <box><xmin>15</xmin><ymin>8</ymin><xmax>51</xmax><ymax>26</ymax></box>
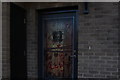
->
<box><xmin>38</xmin><ymin>6</ymin><xmax>78</xmax><ymax>80</ymax></box>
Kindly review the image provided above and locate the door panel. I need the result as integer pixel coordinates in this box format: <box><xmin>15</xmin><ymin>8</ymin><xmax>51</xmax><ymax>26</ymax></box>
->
<box><xmin>10</xmin><ymin>3</ymin><xmax>27</xmax><ymax>80</ymax></box>
<box><xmin>39</xmin><ymin>12</ymin><xmax>77</xmax><ymax>80</ymax></box>
<box><xmin>45</xmin><ymin>17</ymin><xmax>73</xmax><ymax>78</ymax></box>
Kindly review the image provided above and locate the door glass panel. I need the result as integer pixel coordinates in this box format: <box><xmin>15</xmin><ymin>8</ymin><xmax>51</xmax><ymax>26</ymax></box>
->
<box><xmin>44</xmin><ymin>17</ymin><xmax>74</xmax><ymax>79</ymax></box>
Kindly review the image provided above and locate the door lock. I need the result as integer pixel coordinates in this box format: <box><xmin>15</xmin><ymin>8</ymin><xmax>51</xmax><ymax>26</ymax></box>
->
<box><xmin>74</xmin><ymin>50</ymin><xmax>76</xmax><ymax>53</ymax></box>
<box><xmin>70</xmin><ymin>55</ymin><xmax>76</xmax><ymax>58</ymax></box>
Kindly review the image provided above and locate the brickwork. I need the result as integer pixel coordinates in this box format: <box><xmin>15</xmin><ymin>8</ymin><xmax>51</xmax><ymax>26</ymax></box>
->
<box><xmin>0</xmin><ymin>2</ymin><xmax>2</xmax><ymax>80</ymax></box>
<box><xmin>78</xmin><ymin>2</ymin><xmax>119</xmax><ymax>78</ymax></box>
<box><xmin>118</xmin><ymin>2</ymin><xmax>120</xmax><ymax>79</ymax></box>
<box><xmin>2</xmin><ymin>2</ymin><xmax>120</xmax><ymax>80</ymax></box>
<box><xmin>26</xmin><ymin>8</ymin><xmax>38</xmax><ymax>79</ymax></box>
<box><xmin>2</xmin><ymin>2</ymin><xmax>10</xmax><ymax>79</ymax></box>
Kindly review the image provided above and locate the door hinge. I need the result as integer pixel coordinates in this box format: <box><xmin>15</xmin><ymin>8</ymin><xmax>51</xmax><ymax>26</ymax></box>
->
<box><xmin>24</xmin><ymin>18</ymin><xmax>26</xmax><ymax>23</ymax></box>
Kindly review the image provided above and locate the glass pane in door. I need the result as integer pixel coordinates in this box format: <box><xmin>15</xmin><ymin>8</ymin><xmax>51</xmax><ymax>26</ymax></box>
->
<box><xmin>44</xmin><ymin>17</ymin><xmax>74</xmax><ymax>79</ymax></box>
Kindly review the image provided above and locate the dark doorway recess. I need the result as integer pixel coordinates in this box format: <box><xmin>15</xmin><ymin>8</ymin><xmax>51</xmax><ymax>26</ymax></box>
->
<box><xmin>10</xmin><ymin>3</ymin><xmax>27</xmax><ymax>80</ymax></box>
<box><xmin>38</xmin><ymin>6</ymin><xmax>78</xmax><ymax>80</ymax></box>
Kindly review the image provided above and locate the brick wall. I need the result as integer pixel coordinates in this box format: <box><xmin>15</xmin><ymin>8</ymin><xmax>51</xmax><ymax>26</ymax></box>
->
<box><xmin>119</xmin><ymin>2</ymin><xmax>120</xmax><ymax>79</ymax></box>
<box><xmin>2</xmin><ymin>2</ymin><xmax>10</xmax><ymax>80</ymax></box>
<box><xmin>2</xmin><ymin>2</ymin><xmax>119</xmax><ymax>80</ymax></box>
<box><xmin>0</xmin><ymin>2</ymin><xmax>2</xmax><ymax>80</ymax></box>
<box><xmin>26</xmin><ymin>8</ymin><xmax>38</xmax><ymax>79</ymax></box>
<box><xmin>78</xmin><ymin>2</ymin><xmax>119</xmax><ymax>79</ymax></box>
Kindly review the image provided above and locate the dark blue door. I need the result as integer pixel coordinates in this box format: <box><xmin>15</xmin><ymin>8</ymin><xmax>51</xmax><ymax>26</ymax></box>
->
<box><xmin>38</xmin><ymin>10</ymin><xmax>78</xmax><ymax>80</ymax></box>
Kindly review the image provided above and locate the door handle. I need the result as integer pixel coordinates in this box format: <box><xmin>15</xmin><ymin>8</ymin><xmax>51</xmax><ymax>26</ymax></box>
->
<box><xmin>69</xmin><ymin>55</ymin><xmax>76</xmax><ymax>61</ymax></box>
<box><xmin>70</xmin><ymin>55</ymin><xmax>76</xmax><ymax>58</ymax></box>
<box><xmin>73</xmin><ymin>50</ymin><xmax>76</xmax><ymax>53</ymax></box>
<box><xmin>69</xmin><ymin>50</ymin><xmax>77</xmax><ymax>58</ymax></box>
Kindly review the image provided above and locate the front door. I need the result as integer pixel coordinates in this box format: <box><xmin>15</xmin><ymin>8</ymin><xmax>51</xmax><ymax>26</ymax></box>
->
<box><xmin>38</xmin><ymin>10</ymin><xmax>78</xmax><ymax>80</ymax></box>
